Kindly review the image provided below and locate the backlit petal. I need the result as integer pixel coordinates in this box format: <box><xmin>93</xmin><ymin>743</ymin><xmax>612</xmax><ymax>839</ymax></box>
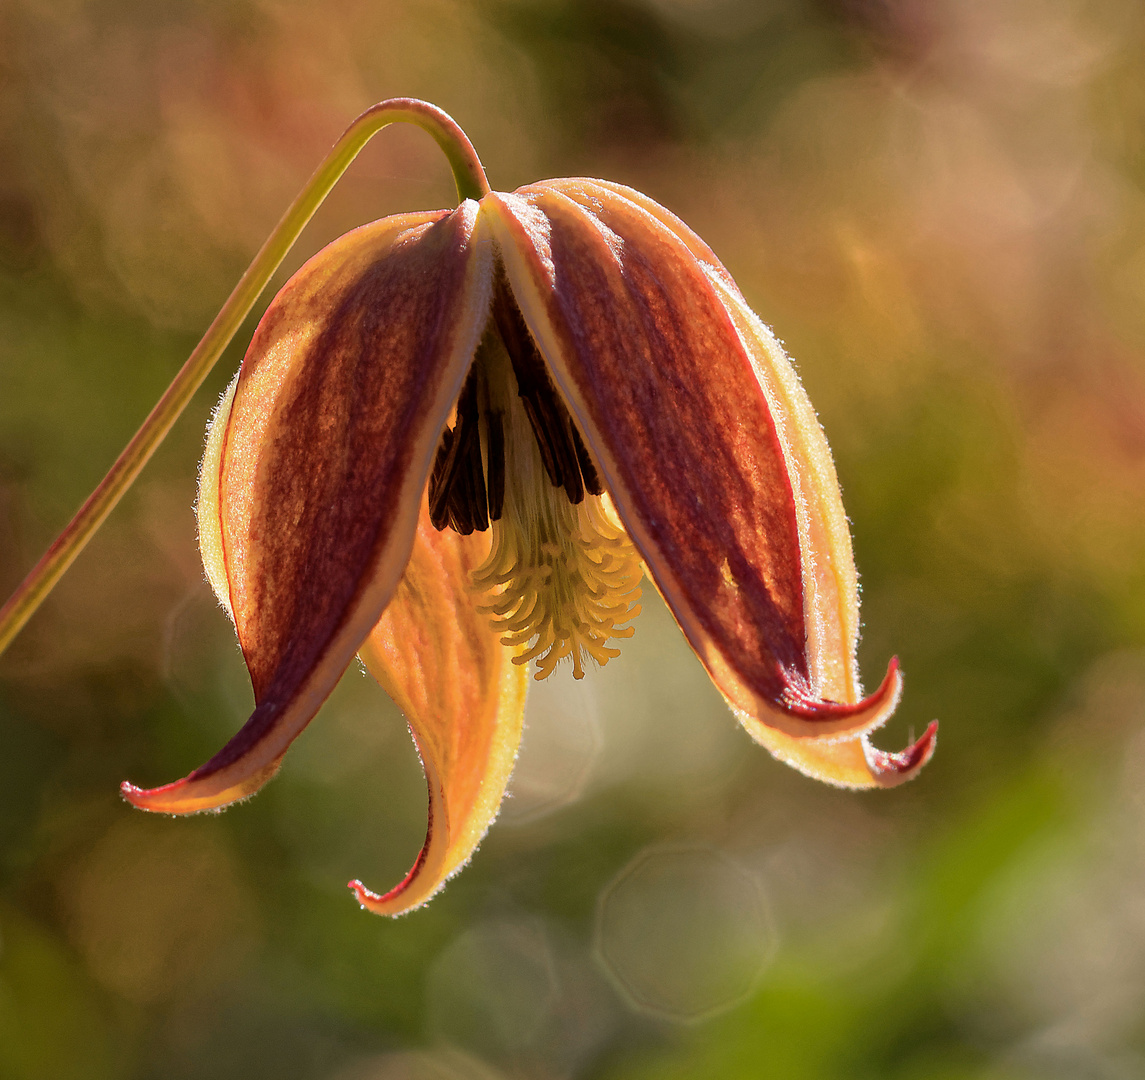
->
<box><xmin>196</xmin><ymin>370</ymin><xmax>238</xmax><ymax>618</ymax></box>
<box><xmin>587</xmin><ymin>183</ymin><xmax>932</xmax><ymax>785</ymax></box>
<box><xmin>486</xmin><ymin>182</ymin><xmax>899</xmax><ymax>746</ymax></box>
<box><xmin>352</xmin><ymin>500</ymin><xmax>527</xmax><ymax>915</ymax></box>
<box><xmin>579</xmin><ymin>181</ymin><xmax>865</xmax><ymax>699</ymax></box>
<box><xmin>123</xmin><ymin>204</ymin><xmax>493</xmax><ymax>814</ymax></box>
<box><xmin>752</xmin><ymin>720</ymin><xmax>939</xmax><ymax>789</ymax></box>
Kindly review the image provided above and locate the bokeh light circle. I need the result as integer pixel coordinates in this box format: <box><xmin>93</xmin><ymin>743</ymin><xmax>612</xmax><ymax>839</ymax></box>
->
<box><xmin>501</xmin><ymin>673</ymin><xmax>602</xmax><ymax>824</ymax></box>
<box><xmin>426</xmin><ymin>919</ymin><xmax>559</xmax><ymax>1058</ymax></box>
<box><xmin>594</xmin><ymin>845</ymin><xmax>777</xmax><ymax>1022</ymax></box>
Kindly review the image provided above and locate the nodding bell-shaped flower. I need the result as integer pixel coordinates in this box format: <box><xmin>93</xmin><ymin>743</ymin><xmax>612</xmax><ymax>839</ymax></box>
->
<box><xmin>118</xmin><ymin>100</ymin><xmax>936</xmax><ymax>915</ymax></box>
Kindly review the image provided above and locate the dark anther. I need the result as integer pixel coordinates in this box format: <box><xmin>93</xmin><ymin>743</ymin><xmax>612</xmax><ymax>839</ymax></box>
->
<box><xmin>485</xmin><ymin>410</ymin><xmax>505</xmax><ymax>521</ymax></box>
<box><xmin>571</xmin><ymin>424</ymin><xmax>603</xmax><ymax>497</ymax></box>
<box><xmin>459</xmin><ymin>420</ymin><xmax>489</xmax><ymax>533</ymax></box>
<box><xmin>429</xmin><ymin>427</ymin><xmax>456</xmax><ymax>531</ymax></box>
<box><xmin>429</xmin><ymin>367</ymin><xmax>489</xmax><ymax>533</ymax></box>
<box><xmin>432</xmin><ymin>273</ymin><xmax>606</xmax><ymax>536</ymax></box>
<box><xmin>492</xmin><ymin>270</ymin><xmax>593</xmax><ymax>505</ymax></box>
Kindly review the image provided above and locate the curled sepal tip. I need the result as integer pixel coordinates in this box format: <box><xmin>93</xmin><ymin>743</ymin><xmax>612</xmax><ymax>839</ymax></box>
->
<box><xmin>746</xmin><ymin>714</ymin><xmax>938</xmax><ymax>790</ymax></box>
<box><xmin>120</xmin><ymin>754</ymin><xmax>286</xmax><ymax>814</ymax></box>
<box><xmin>349</xmin><ymin>505</ymin><xmax>527</xmax><ymax>916</ymax></box>
<box><xmin>720</xmin><ymin>656</ymin><xmax>904</xmax><ymax>742</ymax></box>
<box><xmin>866</xmin><ymin>720</ymin><xmax>938</xmax><ymax>783</ymax></box>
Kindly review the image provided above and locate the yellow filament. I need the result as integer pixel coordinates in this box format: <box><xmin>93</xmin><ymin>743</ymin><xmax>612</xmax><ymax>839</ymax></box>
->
<box><xmin>471</xmin><ymin>335</ymin><xmax>642</xmax><ymax>680</ymax></box>
<box><xmin>474</xmin><ymin>493</ymin><xmax>642</xmax><ymax>680</ymax></box>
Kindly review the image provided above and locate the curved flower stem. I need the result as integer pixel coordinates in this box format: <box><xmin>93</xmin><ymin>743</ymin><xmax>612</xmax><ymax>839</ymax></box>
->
<box><xmin>0</xmin><ymin>98</ymin><xmax>489</xmax><ymax>658</ymax></box>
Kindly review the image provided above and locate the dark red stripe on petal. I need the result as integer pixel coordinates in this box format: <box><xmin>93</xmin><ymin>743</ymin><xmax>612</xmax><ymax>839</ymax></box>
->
<box><xmin>783</xmin><ymin>656</ymin><xmax>900</xmax><ymax>719</ymax></box>
<box><xmin>492</xmin><ymin>184</ymin><xmax>808</xmax><ymax>702</ymax></box>
<box><xmin>231</xmin><ymin>210</ymin><xmax>481</xmax><ymax>698</ymax></box>
<box><xmin>126</xmin><ymin>205</ymin><xmax>493</xmax><ymax>811</ymax></box>
<box><xmin>548</xmin><ymin>178</ymin><xmax>744</xmax><ymax>299</ymax></box>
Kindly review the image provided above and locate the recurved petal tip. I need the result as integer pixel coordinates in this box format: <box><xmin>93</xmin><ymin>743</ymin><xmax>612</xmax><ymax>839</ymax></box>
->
<box><xmin>865</xmin><ymin>720</ymin><xmax>938</xmax><ymax>787</ymax></box>
<box><xmin>350</xmin><ymin>503</ymin><xmax>527</xmax><ymax>916</ymax></box>
<box><xmin>743</xmin><ymin>709</ymin><xmax>936</xmax><ymax>790</ymax></box>
<box><xmin>347</xmin><ymin>837</ymin><xmax>442</xmax><ymax>916</ymax></box>
<box><xmin>792</xmin><ymin>656</ymin><xmax>901</xmax><ymax>719</ymax></box>
<box><xmin>348</xmin><ymin>857</ymin><xmax>437</xmax><ymax>916</ymax></box>
<box><xmin>731</xmin><ymin>658</ymin><xmax>933</xmax><ymax>788</ymax></box>
<box><xmin>348</xmin><ymin>879</ymin><xmax>377</xmax><ymax>909</ymax></box>
<box><xmin>743</xmin><ymin>655</ymin><xmax>903</xmax><ymax>742</ymax></box>
<box><xmin>120</xmin><ymin>753</ymin><xmax>285</xmax><ymax>814</ymax></box>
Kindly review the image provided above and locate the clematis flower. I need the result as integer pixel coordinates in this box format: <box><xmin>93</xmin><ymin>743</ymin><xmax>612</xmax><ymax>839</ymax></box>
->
<box><xmin>119</xmin><ymin>101</ymin><xmax>936</xmax><ymax>915</ymax></box>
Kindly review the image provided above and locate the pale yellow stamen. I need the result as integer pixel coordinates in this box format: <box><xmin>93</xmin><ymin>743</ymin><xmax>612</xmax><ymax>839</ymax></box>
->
<box><xmin>474</xmin><ymin>493</ymin><xmax>642</xmax><ymax>680</ymax></box>
<box><xmin>471</xmin><ymin>334</ymin><xmax>642</xmax><ymax>680</ymax></box>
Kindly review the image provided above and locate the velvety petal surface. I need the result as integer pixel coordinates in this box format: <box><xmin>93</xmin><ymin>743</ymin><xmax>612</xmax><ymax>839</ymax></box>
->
<box><xmin>486</xmin><ymin>182</ymin><xmax>900</xmax><ymax>749</ymax></box>
<box><xmin>124</xmin><ymin>204</ymin><xmax>493</xmax><ymax>814</ymax></box>
<box><xmin>352</xmin><ymin>500</ymin><xmax>527</xmax><ymax>915</ymax></box>
<box><xmin>586</xmin><ymin>181</ymin><xmax>936</xmax><ymax>785</ymax></box>
<box><xmin>579</xmin><ymin>182</ymin><xmax>865</xmax><ymax>702</ymax></box>
<box><xmin>707</xmin><ymin>264</ymin><xmax>936</xmax><ymax>784</ymax></box>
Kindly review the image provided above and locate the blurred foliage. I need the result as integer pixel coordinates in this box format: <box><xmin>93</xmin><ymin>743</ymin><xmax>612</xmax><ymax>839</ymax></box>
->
<box><xmin>3</xmin><ymin>0</ymin><xmax>1145</xmax><ymax>1077</ymax></box>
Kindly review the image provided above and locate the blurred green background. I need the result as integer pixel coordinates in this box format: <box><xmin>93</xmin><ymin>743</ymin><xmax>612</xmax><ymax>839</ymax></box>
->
<box><xmin>3</xmin><ymin>0</ymin><xmax>1145</xmax><ymax>1077</ymax></box>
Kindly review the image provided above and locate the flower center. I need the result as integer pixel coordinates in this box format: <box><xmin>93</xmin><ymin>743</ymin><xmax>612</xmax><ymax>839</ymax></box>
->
<box><xmin>428</xmin><ymin>274</ymin><xmax>642</xmax><ymax>680</ymax></box>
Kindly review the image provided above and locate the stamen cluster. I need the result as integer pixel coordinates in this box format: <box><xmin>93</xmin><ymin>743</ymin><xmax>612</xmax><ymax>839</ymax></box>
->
<box><xmin>475</xmin><ymin>493</ymin><xmax>642</xmax><ymax>680</ymax></box>
<box><xmin>427</xmin><ymin>269</ymin><xmax>643</xmax><ymax>680</ymax></box>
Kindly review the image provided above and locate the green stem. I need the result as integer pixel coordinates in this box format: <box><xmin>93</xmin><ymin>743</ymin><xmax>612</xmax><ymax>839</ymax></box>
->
<box><xmin>0</xmin><ymin>98</ymin><xmax>490</xmax><ymax>658</ymax></box>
